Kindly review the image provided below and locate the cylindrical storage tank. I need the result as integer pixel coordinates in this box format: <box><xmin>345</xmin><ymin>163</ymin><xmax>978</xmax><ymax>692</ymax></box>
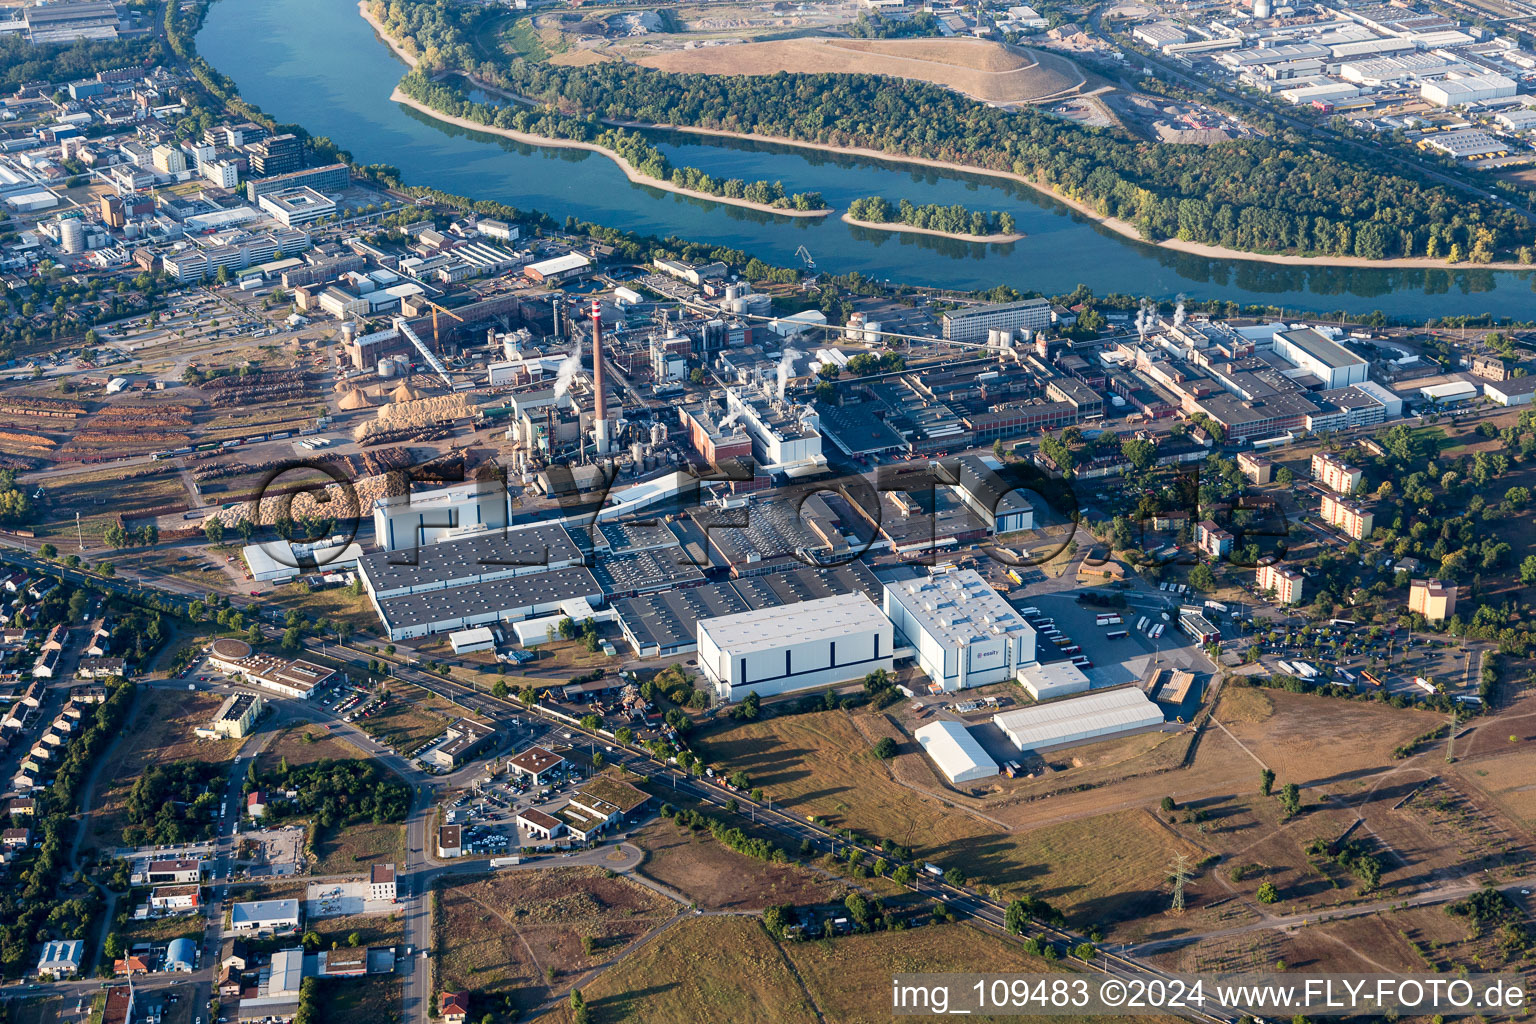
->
<box><xmin>377</xmin><ymin>358</ymin><xmax>397</xmax><ymax>378</ymax></box>
<box><xmin>393</xmin><ymin>355</ymin><xmax>411</xmax><ymax>376</ymax></box>
<box><xmin>844</xmin><ymin>313</ymin><xmax>865</xmax><ymax>341</ymax></box>
<box><xmin>728</xmin><ymin>297</ymin><xmax>749</xmax><ymax>314</ymax></box>
<box><xmin>59</xmin><ymin>219</ymin><xmax>85</xmax><ymax>254</ymax></box>
<box><xmin>631</xmin><ymin>441</ymin><xmax>645</xmax><ymax>464</ymax></box>
<box><xmin>862</xmin><ymin>321</ymin><xmax>882</xmax><ymax>344</ymax></box>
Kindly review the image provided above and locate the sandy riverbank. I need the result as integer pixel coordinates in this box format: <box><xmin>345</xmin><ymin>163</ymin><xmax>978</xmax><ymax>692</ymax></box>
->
<box><xmin>358</xmin><ymin>1</ymin><xmax>418</xmax><ymax>68</ymax></box>
<box><xmin>841</xmin><ymin>212</ymin><xmax>1023</xmax><ymax>244</ymax></box>
<box><xmin>389</xmin><ymin>88</ymin><xmax>833</xmax><ymax>219</ymax></box>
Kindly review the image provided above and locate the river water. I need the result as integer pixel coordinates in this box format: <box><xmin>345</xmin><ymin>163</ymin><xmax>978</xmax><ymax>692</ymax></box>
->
<box><xmin>198</xmin><ymin>0</ymin><xmax>1536</xmax><ymax>317</ymax></box>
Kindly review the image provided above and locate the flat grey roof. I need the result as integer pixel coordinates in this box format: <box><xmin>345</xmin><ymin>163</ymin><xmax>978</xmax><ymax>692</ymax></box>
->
<box><xmin>613</xmin><ymin>582</ymin><xmax>750</xmax><ymax>652</ymax></box>
<box><xmin>595</xmin><ymin>519</ymin><xmax>680</xmax><ymax>554</ymax></box>
<box><xmin>689</xmin><ymin>495</ymin><xmax>837</xmax><ymax>568</ymax></box>
<box><xmin>1488</xmin><ymin>376</ymin><xmax>1536</xmax><ymax>397</ymax></box>
<box><xmin>1277</xmin><ymin>327</ymin><xmax>1365</xmax><ymax>371</ymax></box>
<box><xmin>377</xmin><ymin>566</ymin><xmax>601</xmax><ymax>632</ymax></box>
<box><xmin>815</xmin><ymin>401</ymin><xmax>908</xmax><ymax>456</ymax></box>
<box><xmin>359</xmin><ymin>523</ymin><xmax>582</xmax><ymax>593</ymax></box>
<box><xmin>944</xmin><ymin>297</ymin><xmax>1051</xmax><ymax>320</ymax></box>
<box><xmin>729</xmin><ymin>560</ymin><xmax>883</xmax><ymax>609</ymax></box>
<box><xmin>591</xmin><ymin>548</ymin><xmax>706</xmax><ymax>595</ymax></box>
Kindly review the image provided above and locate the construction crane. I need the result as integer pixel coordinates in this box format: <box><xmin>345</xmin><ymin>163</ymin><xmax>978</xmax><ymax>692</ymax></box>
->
<box><xmin>422</xmin><ymin>300</ymin><xmax>464</xmax><ymax>353</ymax></box>
<box><xmin>794</xmin><ymin>245</ymin><xmax>815</xmax><ymax>270</ymax></box>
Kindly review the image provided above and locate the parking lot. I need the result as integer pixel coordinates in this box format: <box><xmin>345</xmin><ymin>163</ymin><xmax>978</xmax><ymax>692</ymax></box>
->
<box><xmin>305</xmin><ymin>879</ymin><xmax>396</xmax><ymax>917</ymax></box>
<box><xmin>449</xmin><ymin>747</ymin><xmax>599</xmax><ymax>852</ymax></box>
<box><xmin>1020</xmin><ymin>590</ymin><xmax>1210</xmax><ymax>687</ymax></box>
<box><xmin>1251</xmin><ymin>623</ymin><xmax>1485</xmax><ymax>703</ymax></box>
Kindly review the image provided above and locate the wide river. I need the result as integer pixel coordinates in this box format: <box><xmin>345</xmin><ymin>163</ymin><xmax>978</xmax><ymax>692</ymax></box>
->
<box><xmin>198</xmin><ymin>0</ymin><xmax>1536</xmax><ymax>317</ymax></box>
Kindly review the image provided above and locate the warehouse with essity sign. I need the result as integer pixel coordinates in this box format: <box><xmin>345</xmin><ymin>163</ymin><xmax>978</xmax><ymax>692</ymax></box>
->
<box><xmin>883</xmin><ymin>570</ymin><xmax>1037</xmax><ymax>692</ymax></box>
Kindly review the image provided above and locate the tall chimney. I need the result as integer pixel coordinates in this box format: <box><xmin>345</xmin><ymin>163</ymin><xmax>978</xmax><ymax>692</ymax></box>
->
<box><xmin>591</xmin><ymin>298</ymin><xmax>610</xmax><ymax>455</ymax></box>
<box><xmin>591</xmin><ymin>298</ymin><xmax>606</xmax><ymax>423</ymax></box>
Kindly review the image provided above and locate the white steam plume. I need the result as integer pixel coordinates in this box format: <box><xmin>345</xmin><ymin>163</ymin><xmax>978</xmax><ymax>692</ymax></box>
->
<box><xmin>554</xmin><ymin>337</ymin><xmax>582</xmax><ymax>399</ymax></box>
<box><xmin>776</xmin><ymin>347</ymin><xmax>801</xmax><ymax>400</ymax></box>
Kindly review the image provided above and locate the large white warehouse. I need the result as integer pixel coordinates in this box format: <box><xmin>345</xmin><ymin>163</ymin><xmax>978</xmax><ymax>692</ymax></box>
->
<box><xmin>993</xmin><ymin>687</ymin><xmax>1164</xmax><ymax>752</ymax></box>
<box><xmin>914</xmin><ymin>720</ymin><xmax>999</xmax><ymax>785</ymax></box>
<box><xmin>372</xmin><ymin>479</ymin><xmax>513</xmax><ymax>552</ymax></box>
<box><xmin>698</xmin><ymin>592</ymin><xmax>893</xmax><ymax>703</ymax></box>
<box><xmin>883</xmin><ymin>570</ymin><xmax>1036</xmax><ymax>692</ymax></box>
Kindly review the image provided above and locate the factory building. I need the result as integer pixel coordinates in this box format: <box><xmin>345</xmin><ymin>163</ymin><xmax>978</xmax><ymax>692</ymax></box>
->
<box><xmin>883</xmin><ymin>571</ymin><xmax>1037</xmax><ymax>692</ymax></box>
<box><xmin>371</xmin><ymin>480</ymin><xmax>513</xmax><ymax>552</ymax></box>
<box><xmin>1483</xmin><ymin>377</ymin><xmax>1536</xmax><ymax>407</ymax></box>
<box><xmin>939</xmin><ymin>455</ymin><xmax>1035</xmax><ymax>534</ymax></box>
<box><xmin>941</xmin><ymin>298</ymin><xmax>1052</xmax><ymax>343</ymax></box>
<box><xmin>678</xmin><ymin>402</ymin><xmax>753</xmax><ymax>467</ymax></box>
<box><xmin>1271</xmin><ymin>328</ymin><xmax>1368</xmax><ymax>389</ymax></box>
<box><xmin>993</xmin><ymin>687</ymin><xmax>1165</xmax><ymax>752</ymax></box>
<box><xmin>722</xmin><ymin>386</ymin><xmax>823</xmax><ymax>467</ymax></box>
<box><xmin>914</xmin><ymin>721</ymin><xmax>999</xmax><ymax>785</ymax></box>
<box><xmin>697</xmin><ymin>592</ymin><xmax>893</xmax><ymax>703</ymax></box>
<box><xmin>1420</xmin><ymin>74</ymin><xmax>1516</xmax><ymax>107</ymax></box>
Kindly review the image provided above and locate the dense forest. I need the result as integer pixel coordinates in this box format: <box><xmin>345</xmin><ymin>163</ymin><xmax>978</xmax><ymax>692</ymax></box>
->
<box><xmin>368</xmin><ymin>0</ymin><xmax>1529</xmax><ymax>260</ymax></box>
<box><xmin>847</xmin><ymin>196</ymin><xmax>1016</xmax><ymax>236</ymax></box>
<box><xmin>122</xmin><ymin>760</ymin><xmax>222</xmax><ymax>846</ymax></box>
<box><xmin>397</xmin><ymin>73</ymin><xmax>824</xmax><ymax>211</ymax></box>
<box><xmin>0</xmin><ymin>34</ymin><xmax>168</xmax><ymax>90</ymax></box>
<box><xmin>250</xmin><ymin>757</ymin><xmax>410</xmax><ymax>828</ymax></box>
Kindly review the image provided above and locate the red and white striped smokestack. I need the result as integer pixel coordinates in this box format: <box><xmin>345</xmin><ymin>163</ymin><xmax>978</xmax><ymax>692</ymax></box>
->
<box><xmin>590</xmin><ymin>298</ymin><xmax>606</xmax><ymax>424</ymax></box>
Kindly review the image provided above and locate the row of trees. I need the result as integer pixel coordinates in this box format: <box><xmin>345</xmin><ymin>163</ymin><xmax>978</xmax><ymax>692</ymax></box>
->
<box><xmin>847</xmin><ymin>196</ymin><xmax>1016</xmax><ymax>237</ymax></box>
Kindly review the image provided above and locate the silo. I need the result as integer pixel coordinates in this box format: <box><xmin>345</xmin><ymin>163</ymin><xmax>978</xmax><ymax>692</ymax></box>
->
<box><xmin>59</xmin><ymin>219</ymin><xmax>85</xmax><ymax>254</ymax></box>
<box><xmin>844</xmin><ymin>312</ymin><xmax>866</xmax><ymax>341</ymax></box>
<box><xmin>862</xmin><ymin>321</ymin><xmax>882</xmax><ymax>344</ymax></box>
